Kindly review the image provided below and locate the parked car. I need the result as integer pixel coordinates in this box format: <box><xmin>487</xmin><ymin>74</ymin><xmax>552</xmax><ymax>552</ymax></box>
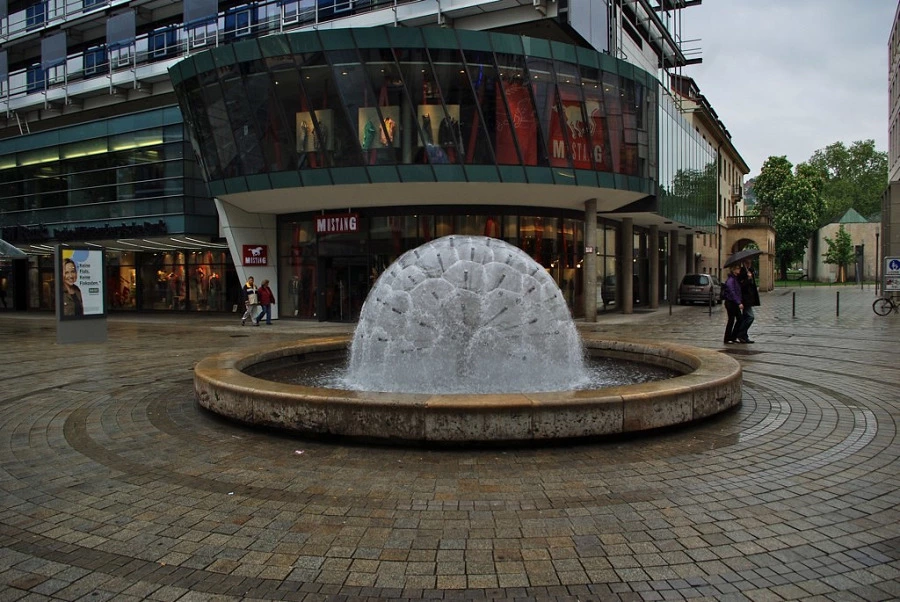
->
<box><xmin>678</xmin><ymin>273</ymin><xmax>722</xmax><ymax>305</ymax></box>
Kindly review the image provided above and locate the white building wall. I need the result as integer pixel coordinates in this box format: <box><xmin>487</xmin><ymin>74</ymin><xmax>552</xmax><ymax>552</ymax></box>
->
<box><xmin>808</xmin><ymin>222</ymin><xmax>880</xmax><ymax>282</ymax></box>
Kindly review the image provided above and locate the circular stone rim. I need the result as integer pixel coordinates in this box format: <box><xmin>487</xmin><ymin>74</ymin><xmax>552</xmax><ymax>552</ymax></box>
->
<box><xmin>193</xmin><ymin>333</ymin><xmax>742</xmax><ymax>443</ymax></box>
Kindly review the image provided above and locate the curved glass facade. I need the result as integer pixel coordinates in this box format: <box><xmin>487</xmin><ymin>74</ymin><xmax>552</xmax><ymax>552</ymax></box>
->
<box><xmin>658</xmin><ymin>90</ymin><xmax>717</xmax><ymax>230</ymax></box>
<box><xmin>169</xmin><ymin>27</ymin><xmax>659</xmax><ymax>195</ymax></box>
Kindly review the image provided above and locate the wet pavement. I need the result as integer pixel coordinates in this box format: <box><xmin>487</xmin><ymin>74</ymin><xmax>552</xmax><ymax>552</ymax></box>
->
<box><xmin>0</xmin><ymin>285</ymin><xmax>898</xmax><ymax>601</ymax></box>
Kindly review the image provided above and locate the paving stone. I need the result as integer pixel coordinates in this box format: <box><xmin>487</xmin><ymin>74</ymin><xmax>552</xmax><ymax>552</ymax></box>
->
<box><xmin>1</xmin><ymin>288</ymin><xmax>899</xmax><ymax>601</ymax></box>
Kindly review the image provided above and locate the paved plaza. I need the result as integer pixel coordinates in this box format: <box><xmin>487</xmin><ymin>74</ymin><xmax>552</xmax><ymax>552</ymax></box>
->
<box><xmin>0</xmin><ymin>285</ymin><xmax>898</xmax><ymax>601</ymax></box>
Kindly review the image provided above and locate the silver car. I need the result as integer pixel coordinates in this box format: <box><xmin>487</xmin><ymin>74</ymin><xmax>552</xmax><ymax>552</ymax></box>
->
<box><xmin>678</xmin><ymin>273</ymin><xmax>722</xmax><ymax>305</ymax></box>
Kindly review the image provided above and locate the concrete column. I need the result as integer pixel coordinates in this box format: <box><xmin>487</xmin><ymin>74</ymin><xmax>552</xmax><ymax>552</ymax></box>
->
<box><xmin>649</xmin><ymin>225</ymin><xmax>659</xmax><ymax>309</ymax></box>
<box><xmin>583</xmin><ymin>198</ymin><xmax>598</xmax><ymax>322</ymax></box>
<box><xmin>216</xmin><ymin>198</ymin><xmax>279</xmax><ymax>319</ymax></box>
<box><xmin>685</xmin><ymin>232</ymin><xmax>695</xmax><ymax>274</ymax></box>
<box><xmin>622</xmin><ymin>218</ymin><xmax>633</xmax><ymax>314</ymax></box>
<box><xmin>668</xmin><ymin>230</ymin><xmax>679</xmax><ymax>304</ymax></box>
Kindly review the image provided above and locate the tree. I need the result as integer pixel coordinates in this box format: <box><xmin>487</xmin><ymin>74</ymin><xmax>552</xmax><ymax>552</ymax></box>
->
<box><xmin>823</xmin><ymin>224</ymin><xmax>854</xmax><ymax>283</ymax></box>
<box><xmin>805</xmin><ymin>140</ymin><xmax>887</xmax><ymax>224</ymax></box>
<box><xmin>754</xmin><ymin>156</ymin><xmax>824</xmax><ymax>279</ymax></box>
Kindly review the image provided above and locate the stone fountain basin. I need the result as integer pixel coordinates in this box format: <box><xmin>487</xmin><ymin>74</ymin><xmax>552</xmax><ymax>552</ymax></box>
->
<box><xmin>193</xmin><ymin>334</ymin><xmax>742</xmax><ymax>444</ymax></box>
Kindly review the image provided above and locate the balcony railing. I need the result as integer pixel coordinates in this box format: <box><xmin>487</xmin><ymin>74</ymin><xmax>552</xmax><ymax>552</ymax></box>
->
<box><xmin>726</xmin><ymin>215</ymin><xmax>772</xmax><ymax>228</ymax></box>
<box><xmin>2</xmin><ymin>0</ymin><xmax>418</xmax><ymax>112</ymax></box>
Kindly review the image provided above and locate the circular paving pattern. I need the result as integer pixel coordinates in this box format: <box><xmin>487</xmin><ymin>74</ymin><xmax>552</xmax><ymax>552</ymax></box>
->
<box><xmin>1</xmin><ymin>287</ymin><xmax>898</xmax><ymax>601</ymax></box>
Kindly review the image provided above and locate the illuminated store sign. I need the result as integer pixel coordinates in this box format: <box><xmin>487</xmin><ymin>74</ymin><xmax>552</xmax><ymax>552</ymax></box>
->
<box><xmin>242</xmin><ymin>244</ymin><xmax>268</xmax><ymax>266</ymax></box>
<box><xmin>315</xmin><ymin>213</ymin><xmax>360</xmax><ymax>234</ymax></box>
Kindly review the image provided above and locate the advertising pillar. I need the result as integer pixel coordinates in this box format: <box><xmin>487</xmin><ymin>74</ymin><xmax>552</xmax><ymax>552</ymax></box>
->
<box><xmin>56</xmin><ymin>245</ymin><xmax>107</xmax><ymax>344</ymax></box>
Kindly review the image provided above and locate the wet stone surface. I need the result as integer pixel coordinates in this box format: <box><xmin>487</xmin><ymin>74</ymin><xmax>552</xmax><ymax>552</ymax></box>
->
<box><xmin>0</xmin><ymin>285</ymin><xmax>898</xmax><ymax>601</ymax></box>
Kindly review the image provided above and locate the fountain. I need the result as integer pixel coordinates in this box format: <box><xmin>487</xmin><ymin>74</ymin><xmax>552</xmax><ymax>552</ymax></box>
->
<box><xmin>345</xmin><ymin>236</ymin><xmax>588</xmax><ymax>394</ymax></box>
<box><xmin>194</xmin><ymin>236</ymin><xmax>742</xmax><ymax>444</ymax></box>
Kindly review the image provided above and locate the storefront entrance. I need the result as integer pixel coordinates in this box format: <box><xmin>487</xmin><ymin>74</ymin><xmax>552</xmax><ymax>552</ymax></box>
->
<box><xmin>317</xmin><ymin>256</ymin><xmax>369</xmax><ymax>322</ymax></box>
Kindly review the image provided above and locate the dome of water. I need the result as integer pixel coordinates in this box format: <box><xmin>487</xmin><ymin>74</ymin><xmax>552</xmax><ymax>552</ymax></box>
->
<box><xmin>345</xmin><ymin>235</ymin><xmax>589</xmax><ymax>394</ymax></box>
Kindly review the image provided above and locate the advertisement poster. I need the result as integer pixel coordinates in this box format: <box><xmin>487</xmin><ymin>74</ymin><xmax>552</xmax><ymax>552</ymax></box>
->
<box><xmin>495</xmin><ymin>81</ymin><xmax>537</xmax><ymax>165</ymax></box>
<box><xmin>548</xmin><ymin>91</ymin><xmax>607</xmax><ymax>171</ymax></box>
<box><xmin>884</xmin><ymin>257</ymin><xmax>900</xmax><ymax>292</ymax></box>
<box><xmin>59</xmin><ymin>247</ymin><xmax>105</xmax><ymax>319</ymax></box>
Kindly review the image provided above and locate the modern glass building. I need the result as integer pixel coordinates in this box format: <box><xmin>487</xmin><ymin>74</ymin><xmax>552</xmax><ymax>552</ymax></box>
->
<box><xmin>0</xmin><ymin>0</ymin><xmax>732</xmax><ymax>320</ymax></box>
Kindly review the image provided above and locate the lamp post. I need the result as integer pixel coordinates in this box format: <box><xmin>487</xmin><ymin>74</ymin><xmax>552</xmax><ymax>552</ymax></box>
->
<box><xmin>876</xmin><ymin>231</ymin><xmax>880</xmax><ymax>294</ymax></box>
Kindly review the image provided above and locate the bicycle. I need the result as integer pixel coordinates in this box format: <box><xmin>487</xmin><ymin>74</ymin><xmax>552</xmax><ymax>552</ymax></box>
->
<box><xmin>872</xmin><ymin>296</ymin><xmax>899</xmax><ymax>316</ymax></box>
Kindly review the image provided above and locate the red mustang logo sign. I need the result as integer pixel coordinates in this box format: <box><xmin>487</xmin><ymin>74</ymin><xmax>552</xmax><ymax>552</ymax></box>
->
<box><xmin>242</xmin><ymin>245</ymin><xmax>268</xmax><ymax>266</ymax></box>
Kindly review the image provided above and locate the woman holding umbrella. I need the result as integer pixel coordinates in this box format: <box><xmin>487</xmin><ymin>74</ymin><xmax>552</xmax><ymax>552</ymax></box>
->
<box><xmin>723</xmin><ymin>248</ymin><xmax>762</xmax><ymax>344</ymax></box>
<box><xmin>733</xmin><ymin>258</ymin><xmax>760</xmax><ymax>343</ymax></box>
<box><xmin>722</xmin><ymin>263</ymin><xmax>744</xmax><ymax>344</ymax></box>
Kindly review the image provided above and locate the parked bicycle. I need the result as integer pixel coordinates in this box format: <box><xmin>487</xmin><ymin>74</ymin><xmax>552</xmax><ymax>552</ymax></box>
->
<box><xmin>872</xmin><ymin>296</ymin><xmax>899</xmax><ymax>316</ymax></box>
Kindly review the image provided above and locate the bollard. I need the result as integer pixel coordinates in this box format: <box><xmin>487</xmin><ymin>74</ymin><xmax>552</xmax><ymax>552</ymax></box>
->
<box><xmin>792</xmin><ymin>292</ymin><xmax>796</xmax><ymax>318</ymax></box>
<box><xmin>836</xmin><ymin>291</ymin><xmax>840</xmax><ymax>317</ymax></box>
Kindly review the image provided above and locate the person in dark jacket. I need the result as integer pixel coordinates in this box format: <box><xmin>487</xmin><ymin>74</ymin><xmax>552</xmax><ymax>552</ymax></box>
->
<box><xmin>733</xmin><ymin>258</ymin><xmax>760</xmax><ymax>343</ymax></box>
<box><xmin>722</xmin><ymin>264</ymin><xmax>744</xmax><ymax>344</ymax></box>
<box><xmin>255</xmin><ymin>279</ymin><xmax>275</xmax><ymax>326</ymax></box>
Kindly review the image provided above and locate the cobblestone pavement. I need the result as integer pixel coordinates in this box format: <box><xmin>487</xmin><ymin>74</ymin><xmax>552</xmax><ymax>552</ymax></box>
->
<box><xmin>0</xmin><ymin>285</ymin><xmax>898</xmax><ymax>601</ymax></box>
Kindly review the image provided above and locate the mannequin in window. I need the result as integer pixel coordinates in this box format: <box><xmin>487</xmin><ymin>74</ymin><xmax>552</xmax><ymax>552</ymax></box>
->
<box><xmin>421</xmin><ymin>113</ymin><xmax>433</xmax><ymax>144</ymax></box>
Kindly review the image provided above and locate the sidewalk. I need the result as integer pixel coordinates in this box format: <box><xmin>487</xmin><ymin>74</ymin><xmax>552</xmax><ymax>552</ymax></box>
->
<box><xmin>0</xmin><ymin>285</ymin><xmax>898</xmax><ymax>601</ymax></box>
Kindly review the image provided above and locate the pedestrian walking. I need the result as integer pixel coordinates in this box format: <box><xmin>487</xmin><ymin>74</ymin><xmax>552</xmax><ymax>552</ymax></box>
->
<box><xmin>722</xmin><ymin>264</ymin><xmax>744</xmax><ymax>344</ymax></box>
<box><xmin>733</xmin><ymin>258</ymin><xmax>760</xmax><ymax>343</ymax></box>
<box><xmin>240</xmin><ymin>276</ymin><xmax>259</xmax><ymax>326</ymax></box>
<box><xmin>255</xmin><ymin>279</ymin><xmax>275</xmax><ymax>325</ymax></box>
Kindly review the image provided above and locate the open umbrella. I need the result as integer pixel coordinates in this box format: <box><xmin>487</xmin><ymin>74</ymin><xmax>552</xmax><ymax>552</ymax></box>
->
<box><xmin>723</xmin><ymin>248</ymin><xmax>762</xmax><ymax>268</ymax></box>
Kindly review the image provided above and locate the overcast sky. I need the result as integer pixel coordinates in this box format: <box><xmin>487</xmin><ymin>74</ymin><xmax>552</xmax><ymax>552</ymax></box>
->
<box><xmin>679</xmin><ymin>0</ymin><xmax>896</xmax><ymax>178</ymax></box>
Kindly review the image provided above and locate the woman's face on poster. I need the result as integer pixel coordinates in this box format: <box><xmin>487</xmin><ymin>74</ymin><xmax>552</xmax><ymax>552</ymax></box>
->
<box><xmin>64</xmin><ymin>260</ymin><xmax>77</xmax><ymax>287</ymax></box>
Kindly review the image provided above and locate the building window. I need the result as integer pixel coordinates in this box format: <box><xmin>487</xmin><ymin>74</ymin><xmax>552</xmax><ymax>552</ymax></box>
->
<box><xmin>225</xmin><ymin>5</ymin><xmax>257</xmax><ymax>40</ymax></box>
<box><xmin>149</xmin><ymin>27</ymin><xmax>178</xmax><ymax>58</ymax></box>
<box><xmin>26</xmin><ymin>65</ymin><xmax>46</xmax><ymax>93</ymax></box>
<box><xmin>26</xmin><ymin>1</ymin><xmax>46</xmax><ymax>30</ymax></box>
<box><xmin>84</xmin><ymin>46</ymin><xmax>108</xmax><ymax>76</ymax></box>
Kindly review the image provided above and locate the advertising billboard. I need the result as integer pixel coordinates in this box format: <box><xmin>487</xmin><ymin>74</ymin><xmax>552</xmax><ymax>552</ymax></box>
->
<box><xmin>58</xmin><ymin>247</ymin><xmax>105</xmax><ymax>319</ymax></box>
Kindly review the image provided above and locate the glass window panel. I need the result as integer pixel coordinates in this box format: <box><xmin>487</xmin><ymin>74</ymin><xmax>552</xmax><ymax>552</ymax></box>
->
<box><xmin>493</xmin><ymin>55</ymin><xmax>540</xmax><ymax>167</ymax></box>
<box><xmin>358</xmin><ymin>47</ymin><xmax>403</xmax><ymax>166</ymax></box>
<box><xmin>602</xmin><ymin>71</ymin><xmax>624</xmax><ymax>175</ymax></box>
<box><xmin>434</xmin><ymin>215</ymin><xmax>453</xmax><ymax>238</ymax></box>
<box><xmin>445</xmin><ymin>48</ymin><xmax>492</xmax><ymax>165</ymax></box>
<box><xmin>293</xmin><ymin>55</ymin><xmax>341</xmax><ymax>169</ymax></box>
<box><xmin>198</xmin><ymin>80</ymin><xmax>240</xmax><ymax>178</ymax></box>
<box><xmin>265</xmin><ymin>56</ymin><xmax>303</xmax><ymax>171</ymax></box>
<box><xmin>391</xmin><ymin>47</ymin><xmax>439</xmax><ymax>165</ymax></box>
<box><xmin>525</xmin><ymin>57</ymin><xmax>554</xmax><ymax>168</ymax></box>
<box><xmin>290</xmin><ymin>59</ymin><xmax>351</xmax><ymax>168</ymax></box>
<box><xmin>327</xmin><ymin>48</ymin><xmax>374</xmax><ymax>169</ymax></box>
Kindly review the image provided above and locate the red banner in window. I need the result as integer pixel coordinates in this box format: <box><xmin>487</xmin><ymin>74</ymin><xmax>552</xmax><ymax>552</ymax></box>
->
<box><xmin>549</xmin><ymin>91</ymin><xmax>608</xmax><ymax>171</ymax></box>
<box><xmin>495</xmin><ymin>81</ymin><xmax>537</xmax><ymax>165</ymax></box>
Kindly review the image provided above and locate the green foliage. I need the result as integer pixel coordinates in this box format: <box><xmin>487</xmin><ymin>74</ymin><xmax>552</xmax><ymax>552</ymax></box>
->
<box><xmin>823</xmin><ymin>224</ymin><xmax>855</xmax><ymax>282</ymax></box>
<box><xmin>805</xmin><ymin>140</ymin><xmax>887</xmax><ymax>224</ymax></box>
<box><xmin>754</xmin><ymin>156</ymin><xmax>824</xmax><ymax>279</ymax></box>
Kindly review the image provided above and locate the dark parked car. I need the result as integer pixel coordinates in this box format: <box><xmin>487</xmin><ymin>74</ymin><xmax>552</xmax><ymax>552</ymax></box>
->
<box><xmin>678</xmin><ymin>273</ymin><xmax>722</xmax><ymax>305</ymax></box>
